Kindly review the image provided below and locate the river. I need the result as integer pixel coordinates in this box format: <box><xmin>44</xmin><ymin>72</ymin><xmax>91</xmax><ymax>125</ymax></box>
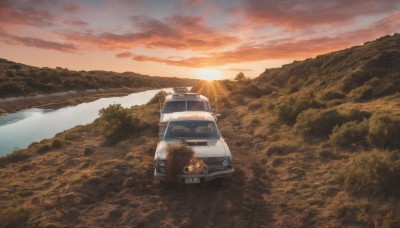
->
<box><xmin>0</xmin><ymin>88</ymin><xmax>174</xmax><ymax>156</ymax></box>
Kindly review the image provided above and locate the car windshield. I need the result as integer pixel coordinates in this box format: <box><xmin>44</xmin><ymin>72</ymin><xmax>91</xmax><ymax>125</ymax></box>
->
<box><xmin>165</xmin><ymin>121</ymin><xmax>220</xmax><ymax>139</ymax></box>
<box><xmin>187</xmin><ymin>101</ymin><xmax>207</xmax><ymax>111</ymax></box>
<box><xmin>162</xmin><ymin>101</ymin><xmax>186</xmax><ymax>113</ymax></box>
<box><xmin>162</xmin><ymin>101</ymin><xmax>209</xmax><ymax>113</ymax></box>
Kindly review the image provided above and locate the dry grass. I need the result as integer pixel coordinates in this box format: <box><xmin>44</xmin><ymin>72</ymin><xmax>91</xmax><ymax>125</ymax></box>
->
<box><xmin>165</xmin><ymin>144</ymin><xmax>194</xmax><ymax>183</ymax></box>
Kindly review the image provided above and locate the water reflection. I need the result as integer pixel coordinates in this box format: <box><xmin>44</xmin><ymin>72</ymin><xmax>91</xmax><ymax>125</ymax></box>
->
<box><xmin>0</xmin><ymin>88</ymin><xmax>173</xmax><ymax>156</ymax></box>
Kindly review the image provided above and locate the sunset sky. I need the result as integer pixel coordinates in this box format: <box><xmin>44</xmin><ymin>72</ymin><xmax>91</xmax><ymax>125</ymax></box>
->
<box><xmin>0</xmin><ymin>0</ymin><xmax>399</xmax><ymax>79</ymax></box>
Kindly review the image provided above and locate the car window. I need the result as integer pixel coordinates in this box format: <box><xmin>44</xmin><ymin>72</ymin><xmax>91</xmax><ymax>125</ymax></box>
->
<box><xmin>187</xmin><ymin>101</ymin><xmax>207</xmax><ymax>111</ymax></box>
<box><xmin>162</xmin><ymin>101</ymin><xmax>186</xmax><ymax>113</ymax></box>
<box><xmin>165</xmin><ymin>121</ymin><xmax>219</xmax><ymax>139</ymax></box>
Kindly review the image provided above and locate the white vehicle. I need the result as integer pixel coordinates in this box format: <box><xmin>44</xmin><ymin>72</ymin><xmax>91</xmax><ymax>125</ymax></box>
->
<box><xmin>158</xmin><ymin>92</ymin><xmax>220</xmax><ymax>137</ymax></box>
<box><xmin>154</xmin><ymin>112</ymin><xmax>234</xmax><ymax>184</ymax></box>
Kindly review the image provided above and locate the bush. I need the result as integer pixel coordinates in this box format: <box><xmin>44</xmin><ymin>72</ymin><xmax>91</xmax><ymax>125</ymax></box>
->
<box><xmin>350</xmin><ymin>85</ymin><xmax>373</xmax><ymax>101</ymax></box>
<box><xmin>51</xmin><ymin>139</ymin><xmax>64</xmax><ymax>149</ymax></box>
<box><xmin>321</xmin><ymin>91</ymin><xmax>346</xmax><ymax>101</ymax></box>
<box><xmin>295</xmin><ymin>109</ymin><xmax>346</xmax><ymax>138</ymax></box>
<box><xmin>344</xmin><ymin>151</ymin><xmax>400</xmax><ymax>197</ymax></box>
<box><xmin>330</xmin><ymin>121</ymin><xmax>369</xmax><ymax>148</ymax></box>
<box><xmin>275</xmin><ymin>96</ymin><xmax>323</xmax><ymax>125</ymax></box>
<box><xmin>99</xmin><ymin>104</ymin><xmax>148</xmax><ymax>145</ymax></box>
<box><xmin>233</xmin><ymin>94</ymin><xmax>245</xmax><ymax>105</ymax></box>
<box><xmin>166</xmin><ymin>144</ymin><xmax>194</xmax><ymax>183</ymax></box>
<box><xmin>368</xmin><ymin>113</ymin><xmax>400</xmax><ymax>149</ymax></box>
<box><xmin>0</xmin><ymin>150</ymin><xmax>32</xmax><ymax>167</ymax></box>
<box><xmin>147</xmin><ymin>90</ymin><xmax>169</xmax><ymax>106</ymax></box>
<box><xmin>240</xmin><ymin>84</ymin><xmax>264</xmax><ymax>98</ymax></box>
<box><xmin>36</xmin><ymin>144</ymin><xmax>51</xmax><ymax>155</ymax></box>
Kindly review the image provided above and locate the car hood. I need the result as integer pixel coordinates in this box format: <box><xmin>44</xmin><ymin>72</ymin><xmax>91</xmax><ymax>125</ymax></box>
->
<box><xmin>154</xmin><ymin>138</ymin><xmax>230</xmax><ymax>160</ymax></box>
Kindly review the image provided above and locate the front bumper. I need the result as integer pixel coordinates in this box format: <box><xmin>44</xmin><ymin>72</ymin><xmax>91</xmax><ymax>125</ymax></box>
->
<box><xmin>154</xmin><ymin>168</ymin><xmax>234</xmax><ymax>181</ymax></box>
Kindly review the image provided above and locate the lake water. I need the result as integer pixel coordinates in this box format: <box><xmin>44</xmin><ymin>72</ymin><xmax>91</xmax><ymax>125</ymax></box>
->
<box><xmin>0</xmin><ymin>88</ymin><xmax>174</xmax><ymax>156</ymax></box>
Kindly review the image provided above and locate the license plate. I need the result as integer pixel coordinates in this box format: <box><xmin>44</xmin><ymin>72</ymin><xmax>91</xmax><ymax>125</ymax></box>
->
<box><xmin>184</xmin><ymin>177</ymin><xmax>200</xmax><ymax>184</ymax></box>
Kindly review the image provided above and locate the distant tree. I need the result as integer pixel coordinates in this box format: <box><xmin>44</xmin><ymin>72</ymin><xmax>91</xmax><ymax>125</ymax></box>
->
<box><xmin>235</xmin><ymin>72</ymin><xmax>246</xmax><ymax>81</ymax></box>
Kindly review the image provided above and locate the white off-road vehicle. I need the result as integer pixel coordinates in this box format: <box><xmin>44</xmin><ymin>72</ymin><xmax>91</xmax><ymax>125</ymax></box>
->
<box><xmin>154</xmin><ymin>112</ymin><xmax>233</xmax><ymax>184</ymax></box>
<box><xmin>158</xmin><ymin>91</ymin><xmax>219</xmax><ymax>137</ymax></box>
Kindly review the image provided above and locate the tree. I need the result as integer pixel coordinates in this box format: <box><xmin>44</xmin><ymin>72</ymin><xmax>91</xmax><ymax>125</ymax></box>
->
<box><xmin>234</xmin><ymin>72</ymin><xmax>246</xmax><ymax>81</ymax></box>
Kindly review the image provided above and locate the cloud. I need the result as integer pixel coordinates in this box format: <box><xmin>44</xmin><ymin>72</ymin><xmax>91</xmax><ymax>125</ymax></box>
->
<box><xmin>62</xmin><ymin>2</ymin><xmax>82</xmax><ymax>13</ymax></box>
<box><xmin>63</xmin><ymin>18</ymin><xmax>88</xmax><ymax>26</ymax></box>
<box><xmin>0</xmin><ymin>30</ymin><xmax>78</xmax><ymax>52</ymax></box>
<box><xmin>0</xmin><ymin>2</ymin><xmax>57</xmax><ymax>27</ymax></box>
<box><xmin>61</xmin><ymin>15</ymin><xmax>238</xmax><ymax>51</ymax></box>
<box><xmin>115</xmin><ymin>12</ymin><xmax>400</xmax><ymax>68</ymax></box>
<box><xmin>237</xmin><ymin>0</ymin><xmax>400</xmax><ymax>29</ymax></box>
<box><xmin>222</xmin><ymin>68</ymin><xmax>253</xmax><ymax>72</ymax></box>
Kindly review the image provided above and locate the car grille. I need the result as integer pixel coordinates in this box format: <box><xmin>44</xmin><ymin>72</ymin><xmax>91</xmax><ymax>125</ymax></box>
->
<box><xmin>200</xmin><ymin>157</ymin><xmax>228</xmax><ymax>172</ymax></box>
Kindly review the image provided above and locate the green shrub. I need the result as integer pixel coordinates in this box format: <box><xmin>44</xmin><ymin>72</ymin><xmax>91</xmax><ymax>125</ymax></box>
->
<box><xmin>233</xmin><ymin>94</ymin><xmax>245</xmax><ymax>105</ymax></box>
<box><xmin>345</xmin><ymin>109</ymin><xmax>372</xmax><ymax>122</ymax></box>
<box><xmin>275</xmin><ymin>96</ymin><xmax>323</xmax><ymax>125</ymax></box>
<box><xmin>0</xmin><ymin>207</ymin><xmax>32</xmax><ymax>228</ymax></box>
<box><xmin>368</xmin><ymin>113</ymin><xmax>400</xmax><ymax>149</ymax></box>
<box><xmin>0</xmin><ymin>150</ymin><xmax>32</xmax><ymax>167</ymax></box>
<box><xmin>99</xmin><ymin>104</ymin><xmax>148</xmax><ymax>145</ymax></box>
<box><xmin>240</xmin><ymin>84</ymin><xmax>264</xmax><ymax>98</ymax></box>
<box><xmin>147</xmin><ymin>90</ymin><xmax>168</xmax><ymax>106</ymax></box>
<box><xmin>295</xmin><ymin>109</ymin><xmax>346</xmax><ymax>138</ymax></box>
<box><xmin>51</xmin><ymin>139</ymin><xmax>64</xmax><ymax>149</ymax></box>
<box><xmin>350</xmin><ymin>85</ymin><xmax>373</xmax><ymax>101</ymax></box>
<box><xmin>250</xmin><ymin>118</ymin><xmax>261</xmax><ymax>126</ymax></box>
<box><xmin>321</xmin><ymin>91</ymin><xmax>346</xmax><ymax>101</ymax></box>
<box><xmin>36</xmin><ymin>144</ymin><xmax>51</xmax><ymax>155</ymax></box>
<box><xmin>330</xmin><ymin>121</ymin><xmax>369</xmax><ymax>148</ymax></box>
<box><xmin>344</xmin><ymin>151</ymin><xmax>400</xmax><ymax>197</ymax></box>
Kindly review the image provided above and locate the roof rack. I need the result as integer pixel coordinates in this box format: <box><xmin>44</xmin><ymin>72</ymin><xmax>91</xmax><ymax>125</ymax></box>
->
<box><xmin>172</xmin><ymin>92</ymin><xmax>200</xmax><ymax>98</ymax></box>
<box><xmin>173</xmin><ymin>87</ymin><xmax>190</xmax><ymax>94</ymax></box>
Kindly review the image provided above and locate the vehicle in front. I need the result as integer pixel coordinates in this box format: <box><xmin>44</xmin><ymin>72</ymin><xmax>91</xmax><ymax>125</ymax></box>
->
<box><xmin>154</xmin><ymin>112</ymin><xmax>233</xmax><ymax>184</ymax></box>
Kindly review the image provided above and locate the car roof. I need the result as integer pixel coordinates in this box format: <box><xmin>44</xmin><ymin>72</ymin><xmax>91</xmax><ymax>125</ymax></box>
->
<box><xmin>165</xmin><ymin>93</ymin><xmax>209</xmax><ymax>102</ymax></box>
<box><xmin>168</xmin><ymin>111</ymin><xmax>216</xmax><ymax>122</ymax></box>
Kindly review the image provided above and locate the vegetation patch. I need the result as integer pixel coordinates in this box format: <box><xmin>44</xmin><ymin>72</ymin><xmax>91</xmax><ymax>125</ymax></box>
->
<box><xmin>275</xmin><ymin>96</ymin><xmax>323</xmax><ymax>125</ymax></box>
<box><xmin>330</xmin><ymin>121</ymin><xmax>369</xmax><ymax>148</ymax></box>
<box><xmin>294</xmin><ymin>109</ymin><xmax>346</xmax><ymax>138</ymax></box>
<box><xmin>344</xmin><ymin>150</ymin><xmax>400</xmax><ymax>198</ymax></box>
<box><xmin>368</xmin><ymin>112</ymin><xmax>400</xmax><ymax>149</ymax></box>
<box><xmin>165</xmin><ymin>144</ymin><xmax>194</xmax><ymax>183</ymax></box>
<box><xmin>98</xmin><ymin>104</ymin><xmax>148</xmax><ymax>145</ymax></box>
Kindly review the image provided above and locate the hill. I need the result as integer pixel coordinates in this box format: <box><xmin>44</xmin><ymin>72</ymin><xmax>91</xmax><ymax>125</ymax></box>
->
<box><xmin>1</xmin><ymin>34</ymin><xmax>400</xmax><ymax>227</ymax></box>
<box><xmin>0</xmin><ymin>58</ymin><xmax>197</xmax><ymax>98</ymax></box>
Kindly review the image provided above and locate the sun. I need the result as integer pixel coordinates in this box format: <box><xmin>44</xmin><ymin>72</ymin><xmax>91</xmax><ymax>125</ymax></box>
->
<box><xmin>196</xmin><ymin>68</ymin><xmax>222</xmax><ymax>81</ymax></box>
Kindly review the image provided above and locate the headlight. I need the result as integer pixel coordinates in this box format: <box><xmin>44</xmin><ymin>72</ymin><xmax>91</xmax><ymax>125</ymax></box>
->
<box><xmin>158</xmin><ymin>160</ymin><xmax>166</xmax><ymax>167</ymax></box>
<box><xmin>157</xmin><ymin>160</ymin><xmax>166</xmax><ymax>173</ymax></box>
<box><xmin>222</xmin><ymin>159</ymin><xmax>230</xmax><ymax>167</ymax></box>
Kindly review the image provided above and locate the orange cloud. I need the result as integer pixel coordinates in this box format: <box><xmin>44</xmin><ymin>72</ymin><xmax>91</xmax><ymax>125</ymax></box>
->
<box><xmin>62</xmin><ymin>18</ymin><xmax>88</xmax><ymax>27</ymax></box>
<box><xmin>0</xmin><ymin>1</ymin><xmax>56</xmax><ymax>27</ymax></box>
<box><xmin>237</xmin><ymin>0</ymin><xmax>400</xmax><ymax>29</ymax></box>
<box><xmin>0</xmin><ymin>30</ymin><xmax>78</xmax><ymax>52</ymax></box>
<box><xmin>61</xmin><ymin>15</ymin><xmax>238</xmax><ymax>51</ymax></box>
<box><xmin>115</xmin><ymin>13</ymin><xmax>399</xmax><ymax>68</ymax></box>
<box><xmin>222</xmin><ymin>68</ymin><xmax>253</xmax><ymax>72</ymax></box>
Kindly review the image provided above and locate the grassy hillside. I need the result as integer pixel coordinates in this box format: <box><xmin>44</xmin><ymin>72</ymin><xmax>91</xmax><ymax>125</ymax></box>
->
<box><xmin>1</xmin><ymin>34</ymin><xmax>400</xmax><ymax>227</ymax></box>
<box><xmin>0</xmin><ymin>58</ymin><xmax>197</xmax><ymax>98</ymax></box>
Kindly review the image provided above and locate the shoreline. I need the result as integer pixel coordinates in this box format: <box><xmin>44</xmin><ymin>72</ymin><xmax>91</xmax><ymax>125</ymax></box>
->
<box><xmin>0</xmin><ymin>87</ymin><xmax>152</xmax><ymax>115</ymax></box>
